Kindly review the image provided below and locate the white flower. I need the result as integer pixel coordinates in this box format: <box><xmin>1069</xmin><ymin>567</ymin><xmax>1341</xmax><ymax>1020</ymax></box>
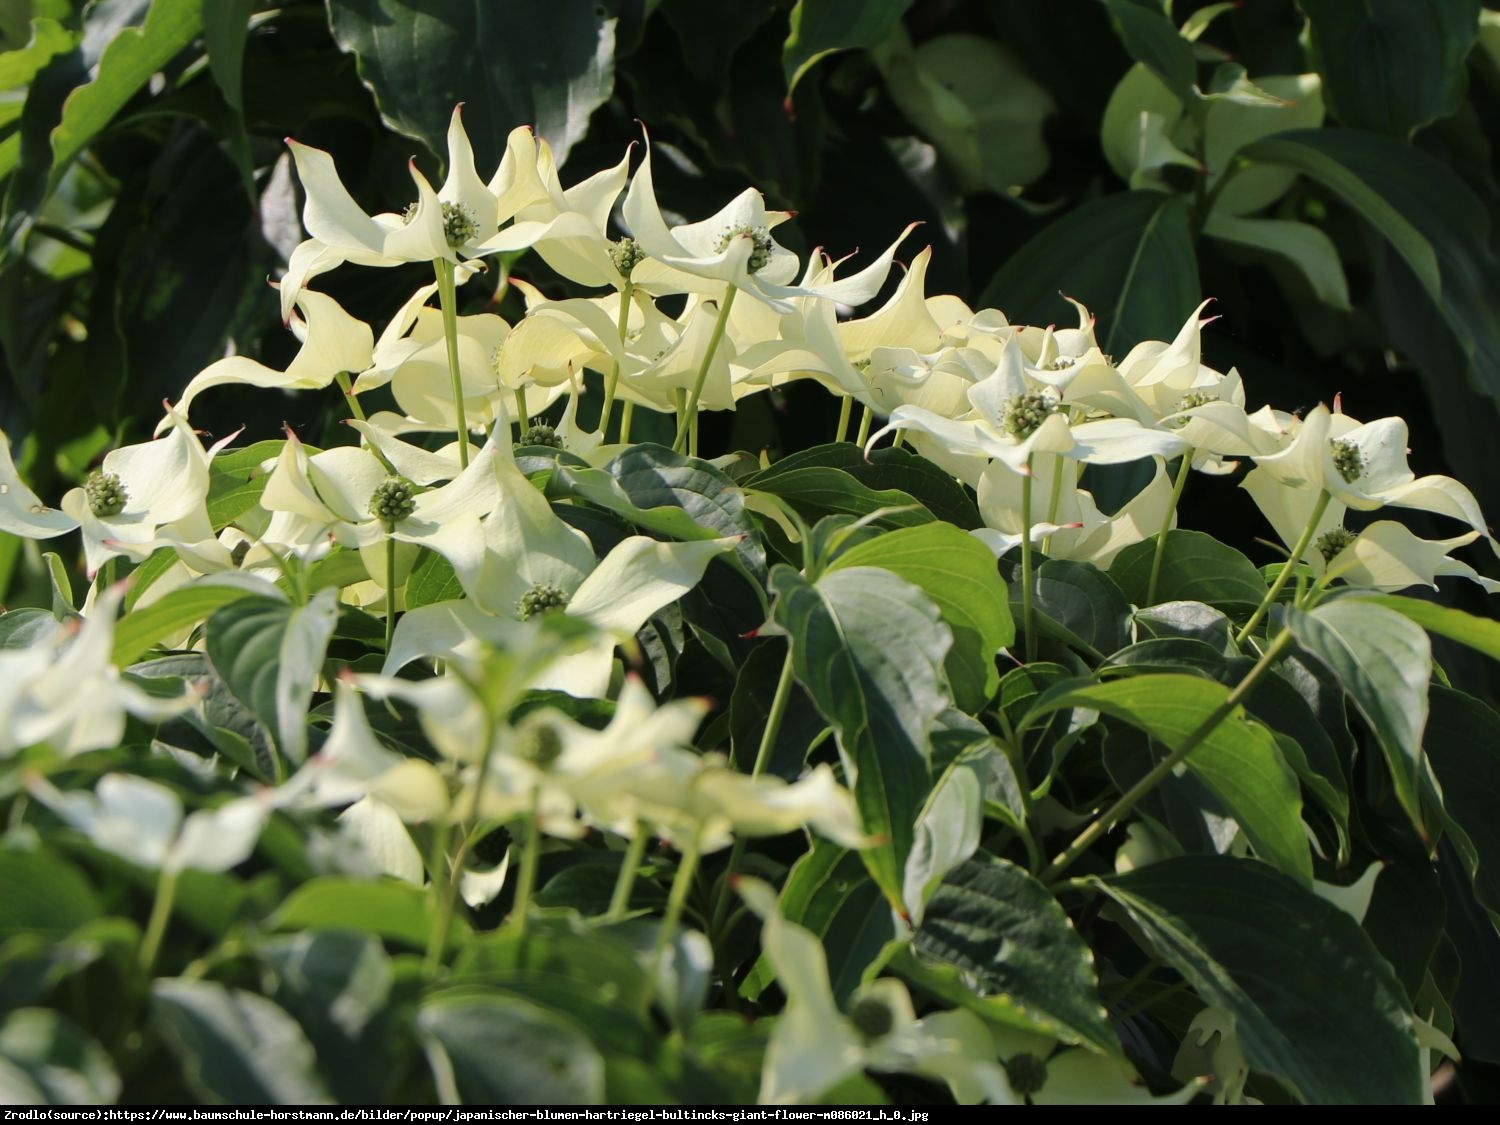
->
<box><xmin>0</xmin><ymin>427</ymin><xmax>76</xmax><ymax>540</ymax></box>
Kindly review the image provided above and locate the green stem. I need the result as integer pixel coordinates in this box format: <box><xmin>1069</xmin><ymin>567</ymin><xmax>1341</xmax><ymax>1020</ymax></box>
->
<box><xmin>709</xmin><ymin>648</ymin><xmax>796</xmax><ymax>935</ymax></box>
<box><xmin>434</xmin><ymin>259</ymin><xmax>470</xmax><ymax>470</ymax></box>
<box><xmin>620</xmin><ymin>402</ymin><xmax>635</xmax><ymax>445</ymax></box>
<box><xmin>834</xmin><ymin>395</ymin><xmax>854</xmax><ymax>444</ymax></box>
<box><xmin>421</xmin><ymin>822</ymin><xmax>454</xmax><ymax>976</ymax></box>
<box><xmin>1234</xmin><ymin>491</ymin><xmax>1331</xmax><ymax>646</ymax></box>
<box><xmin>673</xmin><ymin>285</ymin><xmax>737</xmax><ymax>453</ymax></box>
<box><xmin>607</xmin><ymin>822</ymin><xmax>650</xmax><ymax>921</ymax></box>
<box><xmin>638</xmin><ymin>832</ymin><xmax>702</xmax><ymax>1020</ymax></box>
<box><xmin>1020</xmin><ymin>455</ymin><xmax>1037</xmax><ymax>663</ymax></box>
<box><xmin>138</xmin><ymin>867</ymin><xmax>179</xmax><ymax>974</ymax></box>
<box><xmin>856</xmin><ymin>403</ymin><xmax>874</xmax><ymax>447</ymax></box>
<box><xmin>510</xmin><ymin>786</ymin><xmax>543</xmax><ymax>941</ymax></box>
<box><xmin>600</xmin><ymin>282</ymin><xmax>633</xmax><ymax>437</ymax></box>
<box><xmin>1040</xmin><ymin>453</ymin><xmax>1069</xmax><ymax>555</ymax></box>
<box><xmin>689</xmin><ymin>410</ymin><xmax>700</xmax><ymax>458</ymax></box>
<box><xmin>335</xmin><ymin>370</ymin><xmax>367</xmax><ymax>422</ymax></box>
<box><xmin>383</xmin><ymin>533</ymin><xmax>397</xmax><ymax>654</ymax></box>
<box><xmin>1145</xmin><ymin>453</ymin><xmax>1194</xmax><ymax>606</ymax></box>
<box><xmin>1040</xmin><ymin>628</ymin><xmax>1294</xmax><ymax>883</ymax></box>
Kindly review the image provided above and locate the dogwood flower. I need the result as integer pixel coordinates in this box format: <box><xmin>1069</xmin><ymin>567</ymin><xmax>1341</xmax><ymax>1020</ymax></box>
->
<box><xmin>280</xmin><ymin>107</ymin><xmax>496</xmax><ymax>317</ymax></box>
<box><xmin>0</xmin><ymin>588</ymin><xmax>194</xmax><ymax>757</ymax></box>
<box><xmin>28</xmin><ymin>772</ymin><xmax>267</xmax><ymax>875</ymax></box>
<box><xmin>0</xmin><ymin>428</ymin><xmax>76</xmax><ymax>539</ymax></box>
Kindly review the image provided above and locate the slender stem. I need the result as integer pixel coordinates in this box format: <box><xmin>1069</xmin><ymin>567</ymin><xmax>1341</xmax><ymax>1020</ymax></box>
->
<box><xmin>1020</xmin><ymin>455</ymin><xmax>1037</xmax><ymax>663</ymax></box>
<box><xmin>1040</xmin><ymin>629</ymin><xmax>1294</xmax><ymax>883</ymax></box>
<box><xmin>620</xmin><ymin>402</ymin><xmax>635</xmax><ymax>445</ymax></box>
<box><xmin>138</xmin><ymin>867</ymin><xmax>179</xmax><ymax>974</ymax></box>
<box><xmin>607</xmin><ymin>822</ymin><xmax>650</xmax><ymax>921</ymax></box>
<box><xmin>600</xmin><ymin>282</ymin><xmax>633</xmax><ymax>437</ymax></box>
<box><xmin>891</xmin><ymin>430</ymin><xmax>906</xmax><ymax>450</ymax></box>
<box><xmin>1234</xmin><ymin>491</ymin><xmax>1331</xmax><ymax>646</ymax></box>
<box><xmin>998</xmin><ymin>734</ymin><xmax>1041</xmax><ymax>872</ymax></box>
<box><xmin>514</xmin><ymin>386</ymin><xmax>529</xmax><ymax>437</ymax></box>
<box><xmin>638</xmin><ymin>832</ymin><xmax>702</xmax><ymax>1020</ymax></box>
<box><xmin>834</xmin><ymin>395</ymin><xmax>854</xmax><ymax>444</ymax></box>
<box><xmin>673</xmin><ymin>285</ymin><xmax>737</xmax><ymax>453</ymax></box>
<box><xmin>335</xmin><ymin>370</ymin><xmax>367</xmax><ymax>422</ymax></box>
<box><xmin>421</xmin><ymin>822</ymin><xmax>454</xmax><ymax>976</ymax></box>
<box><xmin>383</xmin><ymin>533</ymin><xmax>397</xmax><ymax>653</ymax></box>
<box><xmin>510</xmin><ymin>786</ymin><xmax>543</xmax><ymax>941</ymax></box>
<box><xmin>434</xmin><ymin>259</ymin><xmax>470</xmax><ymax>470</ymax></box>
<box><xmin>689</xmin><ymin>411</ymin><xmax>700</xmax><ymax>459</ymax></box>
<box><xmin>856</xmin><ymin>403</ymin><xmax>874</xmax><ymax>447</ymax></box>
<box><xmin>1146</xmin><ymin>453</ymin><xmax>1194</xmax><ymax>606</ymax></box>
<box><xmin>1040</xmin><ymin>454</ymin><xmax>1068</xmax><ymax>555</ymax></box>
<box><xmin>710</xmin><ymin>648</ymin><xmax>797</xmax><ymax>935</ymax></box>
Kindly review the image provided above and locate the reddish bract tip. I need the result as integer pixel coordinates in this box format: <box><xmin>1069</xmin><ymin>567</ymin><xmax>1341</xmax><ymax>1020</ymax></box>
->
<box><xmin>740</xmin><ymin>628</ymin><xmax>760</xmax><ymax>640</ymax></box>
<box><xmin>782</xmin><ymin>97</ymin><xmax>796</xmax><ymax>122</ymax></box>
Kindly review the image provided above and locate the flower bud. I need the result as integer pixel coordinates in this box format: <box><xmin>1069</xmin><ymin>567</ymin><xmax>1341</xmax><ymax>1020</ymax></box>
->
<box><xmin>1330</xmin><ymin>439</ymin><xmax>1365</xmax><ymax>484</ymax></box>
<box><xmin>369</xmin><ymin>477</ymin><xmax>417</xmax><ymax>526</ymax></box>
<box><xmin>845</xmin><ymin>994</ymin><xmax>895</xmax><ymax>1043</ymax></box>
<box><xmin>1004</xmin><ymin>1052</ymin><xmax>1049</xmax><ymax>1098</ymax></box>
<box><xmin>520</xmin><ymin>424</ymin><xmax>563</xmax><ymax>449</ymax></box>
<box><xmin>610</xmin><ymin>237</ymin><xmax>645</xmax><ymax>278</ymax></box>
<box><xmin>84</xmin><ymin>471</ymin><xmax>127</xmax><ymax>518</ymax></box>
<box><xmin>1317</xmin><ymin>526</ymin><xmax>1358</xmax><ymax>562</ymax></box>
<box><xmin>714</xmin><ymin>224</ymin><xmax>774</xmax><ymax>273</ymax></box>
<box><xmin>516</xmin><ymin>582</ymin><xmax>569</xmax><ymax>620</ymax></box>
<box><xmin>1001</xmin><ymin>391</ymin><xmax>1058</xmax><ymax>440</ymax></box>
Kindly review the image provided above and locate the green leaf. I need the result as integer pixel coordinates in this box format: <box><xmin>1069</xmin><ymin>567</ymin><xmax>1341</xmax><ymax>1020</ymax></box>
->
<box><xmin>0</xmin><ymin>1009</ymin><xmax>118</xmax><ymax>1105</ymax></box>
<box><xmin>1102</xmin><ymin>0</ymin><xmax>1196</xmax><ymax>106</ymax></box>
<box><xmin>1097</xmin><ymin>857</ymin><xmax>1423</xmax><ymax>1104</ymax></box>
<box><xmin>784</xmin><ymin>0</ymin><xmax>911</xmax><ymax>95</ymax></box>
<box><xmin>1302</xmin><ymin>0</ymin><xmax>1480</xmax><ymax>138</ymax></box>
<box><xmin>0</xmin><ymin>607</ymin><xmax>55</xmax><ymax>651</ymax></box>
<box><xmin>745</xmin><ymin>465</ymin><xmax>933</xmax><ymax>529</ymax></box>
<box><xmin>1204</xmin><ymin>213</ymin><xmax>1352</xmax><ymax>311</ymax></box>
<box><xmin>204</xmin><ymin>590</ymin><xmax>340</xmax><ymax>766</ymax></box>
<box><xmin>0</xmin><ymin>846</ymin><xmax>101</xmax><ymax>943</ymax></box>
<box><xmin>728</xmin><ymin>642</ymin><xmax>824</xmax><ymax>779</ymax></box>
<box><xmin>980</xmin><ymin>191</ymin><xmax>1200</xmax><ymax>357</ymax></box>
<box><xmin>416</xmin><ymin>993</ymin><xmax>605</xmax><ymax>1105</ymax></box>
<box><xmin>151</xmin><ymin>978</ymin><xmax>333</xmax><ymax>1105</ymax></box>
<box><xmin>1110</xmin><ymin>530</ymin><xmax>1269</xmax><ymax>612</ymax></box>
<box><xmin>269</xmin><ymin>878</ymin><xmax>467</xmax><ymax>951</ymax></box>
<box><xmin>1287</xmin><ymin>600</ymin><xmax>1435</xmax><ymax>840</ymax></box>
<box><xmin>0</xmin><ymin>17</ymin><xmax>71</xmax><ymax>90</ymax></box>
<box><xmin>830</xmin><ymin>523</ymin><xmax>1012</xmax><ymax>711</ymax></box>
<box><xmin>741</xmin><ymin>840</ymin><xmax>895</xmax><ymax>1005</ymax></box>
<box><xmin>768</xmin><ymin>564</ymin><xmax>950</xmax><ymax>912</ymax></box>
<box><xmin>258</xmin><ymin>931</ymin><xmax>396</xmax><ymax>1105</ymax></box>
<box><xmin>202</xmin><ymin>0</ymin><xmax>255</xmax><ymax>194</ymax></box>
<box><xmin>912</xmin><ymin>856</ymin><xmax>1118</xmax><ymax>1055</ymax></box>
<box><xmin>404</xmin><ymin>550</ymin><xmax>465</xmax><ymax>611</ymax></box>
<box><xmin>1030</xmin><ymin>673</ymin><xmax>1312</xmax><ymax>883</ymax></box>
<box><xmin>745</xmin><ymin>444</ymin><xmax>982</xmax><ymax>529</ymax></box>
<box><xmin>327</xmin><ymin>0</ymin><xmax>618</xmax><ymax>168</ymax></box>
<box><xmin>555</xmin><ymin>443</ymin><xmax>765</xmax><ymax>577</ymax></box>
<box><xmin>1425</xmin><ymin>686</ymin><xmax>1500</xmax><ymax>925</ymax></box>
<box><xmin>47</xmin><ymin>0</ymin><xmax>205</xmax><ymax>192</ymax></box>
<box><xmin>1029</xmin><ymin>559</ymin><xmax>1132</xmax><ymax>659</ymax></box>
<box><xmin>1361</xmin><ymin>593</ymin><xmax>1500</xmax><ymax>663</ymax></box>
<box><xmin>112</xmin><ymin>581</ymin><xmax>282</xmax><ymax>667</ymax></box>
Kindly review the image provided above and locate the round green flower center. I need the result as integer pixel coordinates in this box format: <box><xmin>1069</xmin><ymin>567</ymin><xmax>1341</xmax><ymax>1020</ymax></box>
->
<box><xmin>610</xmin><ymin>237</ymin><xmax>645</xmax><ymax>277</ymax></box>
<box><xmin>84</xmin><ymin>471</ymin><xmax>127</xmax><ymax>518</ymax></box>
<box><xmin>403</xmin><ymin>200</ymin><xmax>478</xmax><ymax>249</ymax></box>
<box><xmin>1317</xmin><ymin>526</ymin><xmax>1358</xmax><ymax>562</ymax></box>
<box><xmin>1041</xmin><ymin>356</ymin><xmax>1075</xmax><ymax>372</ymax></box>
<box><xmin>1171</xmin><ymin>390</ymin><xmax>1216</xmax><ymax>428</ymax></box>
<box><xmin>369</xmin><ymin>477</ymin><xmax>416</xmax><ymax>526</ymax></box>
<box><xmin>845</xmin><ymin>994</ymin><xmax>894</xmax><ymax>1043</ymax></box>
<box><xmin>512</xmin><ymin>722</ymin><xmax>563</xmax><ymax>770</ymax></box>
<box><xmin>1004</xmin><ymin>1052</ymin><xmax>1049</xmax><ymax>1098</ymax></box>
<box><xmin>1001</xmin><ymin>391</ymin><xmax>1058</xmax><ymax>440</ymax></box>
<box><xmin>520</xmin><ymin>423</ymin><xmax>563</xmax><ymax>448</ymax></box>
<box><xmin>1330</xmin><ymin>439</ymin><xmax>1365</xmax><ymax>484</ymax></box>
<box><xmin>713</xmin><ymin>224</ymin><xmax>774</xmax><ymax>273</ymax></box>
<box><xmin>517</xmin><ymin>582</ymin><xmax>569</xmax><ymax>620</ymax></box>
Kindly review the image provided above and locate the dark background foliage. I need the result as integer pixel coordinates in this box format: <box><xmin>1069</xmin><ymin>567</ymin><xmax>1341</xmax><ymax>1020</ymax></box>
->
<box><xmin>4</xmin><ymin>0</ymin><xmax>1500</xmax><ymax>659</ymax></box>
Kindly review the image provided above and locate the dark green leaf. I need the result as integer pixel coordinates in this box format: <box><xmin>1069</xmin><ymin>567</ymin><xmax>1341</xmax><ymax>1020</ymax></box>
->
<box><xmin>1287</xmin><ymin>600</ymin><xmax>1434</xmax><ymax>840</ymax></box>
<box><xmin>205</xmin><ymin>590</ymin><xmax>339</xmax><ymax>766</ymax></box>
<box><xmin>1303</xmin><ymin>0</ymin><xmax>1480</xmax><ymax>137</ymax></box>
<box><xmin>728</xmin><ymin>642</ymin><xmax>824</xmax><ymax>779</ymax></box>
<box><xmin>982</xmin><ymin>191</ymin><xmax>1199</xmax><ymax>356</ymax></box>
<box><xmin>0</xmin><ymin>1009</ymin><xmax>118</xmax><ymax>1105</ymax></box>
<box><xmin>741</xmin><ymin>840</ymin><xmax>895</xmax><ymax>1005</ymax></box>
<box><xmin>151</xmin><ymin>978</ymin><xmax>332</xmax><ymax>1105</ymax></box>
<box><xmin>1097</xmin><ymin>857</ymin><xmax>1424</xmax><ymax>1104</ymax></box>
<box><xmin>112</xmin><ymin>584</ymin><xmax>273</xmax><ymax>667</ymax></box>
<box><xmin>783</xmin><ymin>0</ymin><xmax>912</xmax><ymax>94</ymax></box>
<box><xmin>1102</xmin><ymin>0</ymin><xmax>1196</xmax><ymax>104</ymax></box>
<box><xmin>327</xmin><ymin>0</ymin><xmax>618</xmax><ymax>168</ymax></box>
<box><xmin>1031</xmin><ymin>673</ymin><xmax>1312</xmax><ymax>883</ymax></box>
<box><xmin>830</xmin><ymin>523</ymin><xmax>1012</xmax><ymax>711</ymax></box>
<box><xmin>768</xmin><ymin>564</ymin><xmax>950</xmax><ymax>911</ymax></box>
<box><xmin>746</xmin><ymin>444</ymin><xmax>983</xmax><ymax>529</ymax></box>
<box><xmin>0</xmin><ymin>846</ymin><xmax>101</xmax><ymax>943</ymax></box>
<box><xmin>131</xmin><ymin>653</ymin><xmax>278</xmax><ymax>781</ymax></box>
<box><xmin>1110</xmin><ymin>530</ymin><xmax>1268</xmax><ymax>612</ymax></box>
<box><xmin>1362</xmin><ymin>594</ymin><xmax>1500</xmax><ymax>663</ymax></box>
<box><xmin>404</xmin><ymin>550</ymin><xmax>464</xmax><ymax>610</ymax></box>
<box><xmin>416</xmin><ymin>993</ymin><xmax>605</xmax><ymax>1105</ymax></box>
<box><xmin>1029</xmin><ymin>559</ymin><xmax>1132</xmax><ymax>658</ymax></box>
<box><xmin>0</xmin><ymin>607</ymin><xmax>55</xmax><ymax>651</ymax></box>
<box><xmin>746</xmin><ymin>464</ymin><xmax>933</xmax><ymax>529</ymax></box>
<box><xmin>1426</xmin><ymin>685</ymin><xmax>1500</xmax><ymax>925</ymax></box>
<box><xmin>913</xmin><ymin>855</ymin><xmax>1118</xmax><ymax>1055</ymax></box>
